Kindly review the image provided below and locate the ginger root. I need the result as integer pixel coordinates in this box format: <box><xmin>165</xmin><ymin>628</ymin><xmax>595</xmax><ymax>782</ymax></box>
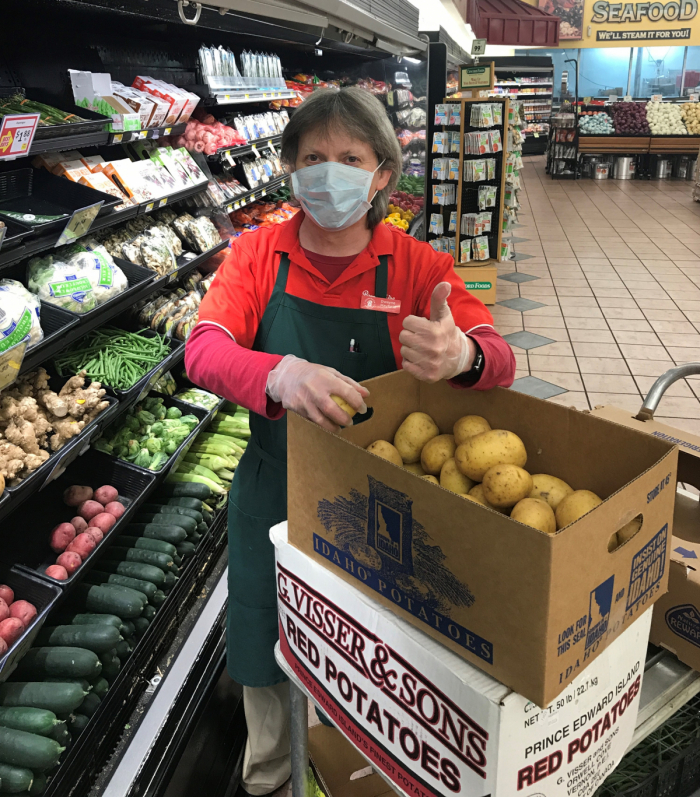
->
<box><xmin>49</xmin><ymin>417</ymin><xmax>85</xmax><ymax>451</ymax></box>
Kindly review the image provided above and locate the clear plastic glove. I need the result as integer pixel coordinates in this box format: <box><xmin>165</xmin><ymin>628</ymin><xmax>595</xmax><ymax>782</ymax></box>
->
<box><xmin>399</xmin><ymin>282</ymin><xmax>476</xmax><ymax>383</ymax></box>
<box><xmin>266</xmin><ymin>354</ymin><xmax>369</xmax><ymax>432</ymax></box>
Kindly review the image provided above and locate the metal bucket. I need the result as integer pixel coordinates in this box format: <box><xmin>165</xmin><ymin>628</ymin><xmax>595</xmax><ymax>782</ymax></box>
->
<box><xmin>581</xmin><ymin>155</ymin><xmax>600</xmax><ymax>178</ymax></box>
<box><xmin>688</xmin><ymin>159</ymin><xmax>698</xmax><ymax>181</ymax></box>
<box><xmin>594</xmin><ymin>163</ymin><xmax>610</xmax><ymax>180</ymax></box>
<box><xmin>655</xmin><ymin>158</ymin><xmax>672</xmax><ymax>179</ymax></box>
<box><xmin>614</xmin><ymin>156</ymin><xmax>635</xmax><ymax>180</ymax></box>
<box><xmin>675</xmin><ymin>156</ymin><xmax>690</xmax><ymax>179</ymax></box>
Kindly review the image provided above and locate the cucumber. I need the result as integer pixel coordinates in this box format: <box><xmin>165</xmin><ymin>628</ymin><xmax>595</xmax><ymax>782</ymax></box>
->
<box><xmin>115</xmin><ymin>640</ymin><xmax>132</xmax><ymax>660</ymax></box>
<box><xmin>196</xmin><ymin>522</ymin><xmax>208</xmax><ymax>534</ymax></box>
<box><xmin>118</xmin><ymin>536</ymin><xmax>177</xmax><ymax>557</ymax></box>
<box><xmin>0</xmin><ymin>726</ymin><xmax>64</xmax><ymax>770</ymax></box>
<box><xmin>91</xmin><ymin>678</ymin><xmax>109</xmax><ymax>700</ymax></box>
<box><xmin>0</xmin><ymin>683</ymin><xmax>85</xmax><ymax>715</ymax></box>
<box><xmin>30</xmin><ymin>771</ymin><xmax>47</xmax><ymax>794</ymax></box>
<box><xmin>67</xmin><ymin>714</ymin><xmax>89</xmax><ymax>736</ymax></box>
<box><xmin>121</xmin><ymin>621</ymin><xmax>135</xmax><ymax>638</ymax></box>
<box><xmin>99</xmin><ymin>653</ymin><xmax>120</xmax><ymax>682</ymax></box>
<box><xmin>44</xmin><ymin>679</ymin><xmax>91</xmax><ymax>693</ymax></box>
<box><xmin>0</xmin><ymin>762</ymin><xmax>33</xmax><ymax>792</ymax></box>
<box><xmin>68</xmin><ymin>614</ymin><xmax>124</xmax><ymax>631</ymax></box>
<box><xmin>173</xmin><ymin>554</ymin><xmax>182</xmax><ymax>566</ymax></box>
<box><xmin>143</xmin><ymin>504</ymin><xmax>203</xmax><ymax>524</ymax></box>
<box><xmin>156</xmin><ymin>483</ymin><xmax>211</xmax><ymax>500</ymax></box>
<box><xmin>151</xmin><ymin>591</ymin><xmax>165</xmax><ymax>606</ymax></box>
<box><xmin>35</xmin><ymin>625</ymin><xmax>121</xmax><ymax>654</ymax></box>
<box><xmin>164</xmin><ymin>497</ymin><xmax>204</xmax><ymax>512</ymax></box>
<box><xmin>14</xmin><ymin>649</ymin><xmax>101</xmax><ymax>681</ymax></box>
<box><xmin>79</xmin><ymin>693</ymin><xmax>101</xmax><ymax>718</ymax></box>
<box><xmin>0</xmin><ymin>708</ymin><xmax>57</xmax><ymax>738</ymax></box>
<box><xmin>50</xmin><ymin>721</ymin><xmax>71</xmax><ymax>747</ymax></box>
<box><xmin>176</xmin><ymin>542</ymin><xmax>196</xmax><ymax>558</ymax></box>
<box><xmin>132</xmin><ymin>618</ymin><xmax>150</xmax><ymax>637</ymax></box>
<box><xmin>109</xmin><ymin>547</ymin><xmax>175</xmax><ymax>572</ymax></box>
<box><xmin>188</xmin><ymin>532</ymin><xmax>202</xmax><ymax>544</ymax></box>
<box><xmin>126</xmin><ymin>524</ymin><xmax>187</xmax><ymax>544</ymax></box>
<box><xmin>72</xmin><ymin>585</ymin><xmax>143</xmax><ymax>619</ymax></box>
<box><xmin>91</xmin><ymin>572</ymin><xmax>157</xmax><ymax>602</ymax></box>
<box><xmin>140</xmin><ymin>606</ymin><xmax>156</xmax><ymax>621</ymax></box>
<box><xmin>162</xmin><ymin>572</ymin><xmax>176</xmax><ymax>589</ymax></box>
<box><xmin>98</xmin><ymin>561</ymin><xmax>164</xmax><ymax>588</ymax></box>
<box><xmin>83</xmin><ymin>582</ymin><xmax>147</xmax><ymax>608</ymax></box>
<box><xmin>138</xmin><ymin>513</ymin><xmax>196</xmax><ymax>534</ymax></box>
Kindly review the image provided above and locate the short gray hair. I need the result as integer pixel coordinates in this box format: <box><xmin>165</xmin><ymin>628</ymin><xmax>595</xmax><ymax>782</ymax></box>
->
<box><xmin>281</xmin><ymin>87</ymin><xmax>401</xmax><ymax>229</ymax></box>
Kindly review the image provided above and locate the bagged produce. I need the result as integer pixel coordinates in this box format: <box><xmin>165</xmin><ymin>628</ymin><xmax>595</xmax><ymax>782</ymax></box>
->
<box><xmin>0</xmin><ymin>279</ymin><xmax>44</xmax><ymax>351</ymax></box>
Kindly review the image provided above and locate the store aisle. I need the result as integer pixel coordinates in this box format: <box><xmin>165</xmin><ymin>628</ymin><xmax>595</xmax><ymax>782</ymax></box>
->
<box><xmin>494</xmin><ymin>156</ymin><xmax>700</xmax><ymax>435</ymax></box>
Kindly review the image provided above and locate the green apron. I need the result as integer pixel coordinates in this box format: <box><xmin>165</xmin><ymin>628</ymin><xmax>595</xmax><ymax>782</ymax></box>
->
<box><xmin>227</xmin><ymin>251</ymin><xmax>397</xmax><ymax>686</ymax></box>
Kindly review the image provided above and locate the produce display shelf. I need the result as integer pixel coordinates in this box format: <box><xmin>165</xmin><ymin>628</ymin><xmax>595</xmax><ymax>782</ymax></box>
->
<box><xmin>137</xmin><ymin>180</ymin><xmax>208</xmax><ymax>215</ymax></box>
<box><xmin>108</xmin><ymin>122</ymin><xmax>187</xmax><ymax>145</ymax></box>
<box><xmin>222</xmin><ymin>174</ymin><xmax>288</xmax><ymax>214</ymax></box>
<box><xmin>43</xmin><ymin>511</ymin><xmax>228</xmax><ymax>797</ymax></box>
<box><xmin>210</xmin><ymin>133</ymin><xmax>282</xmax><ymax>161</ymax></box>
<box><xmin>495</xmin><ymin>81</ymin><xmax>552</xmax><ymax>86</ymax></box>
<box><xmin>27</xmin><ymin>129</ymin><xmax>110</xmax><ymax>158</ymax></box>
<box><xmin>204</xmin><ymin>89</ymin><xmax>296</xmax><ymax>106</ymax></box>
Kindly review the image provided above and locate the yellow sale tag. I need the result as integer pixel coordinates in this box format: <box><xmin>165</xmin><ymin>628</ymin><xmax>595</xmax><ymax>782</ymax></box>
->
<box><xmin>146</xmin><ymin>202</ymin><xmax>154</xmax><ymax>213</ymax></box>
<box><xmin>139</xmin><ymin>130</ymin><xmax>148</xmax><ymax>139</ymax></box>
<box><xmin>165</xmin><ymin>127</ymin><xmax>172</xmax><ymax>135</ymax></box>
<box><xmin>113</xmin><ymin>134</ymin><xmax>123</xmax><ymax>143</ymax></box>
<box><xmin>159</xmin><ymin>198</ymin><xmax>167</xmax><ymax>207</ymax></box>
<box><xmin>261</xmin><ymin>189</ymin><xmax>266</xmax><ymax>196</ymax></box>
<box><xmin>234</xmin><ymin>202</ymin><xmax>240</xmax><ymax>210</ymax></box>
<box><xmin>245</xmin><ymin>94</ymin><xmax>249</xmax><ymax>99</ymax></box>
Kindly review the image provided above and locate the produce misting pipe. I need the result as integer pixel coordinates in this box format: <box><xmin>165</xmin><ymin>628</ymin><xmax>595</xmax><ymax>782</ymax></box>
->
<box><xmin>680</xmin><ymin>46</ymin><xmax>688</xmax><ymax>97</ymax></box>
<box><xmin>627</xmin><ymin>49</ymin><xmax>634</xmax><ymax>97</ymax></box>
<box><xmin>289</xmin><ymin>681</ymin><xmax>310</xmax><ymax>797</ymax></box>
<box><xmin>635</xmin><ymin>363</ymin><xmax>700</xmax><ymax>421</ymax></box>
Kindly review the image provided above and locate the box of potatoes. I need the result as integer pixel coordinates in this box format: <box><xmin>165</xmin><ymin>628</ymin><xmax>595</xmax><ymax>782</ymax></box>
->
<box><xmin>287</xmin><ymin>370</ymin><xmax>678</xmax><ymax>707</ymax></box>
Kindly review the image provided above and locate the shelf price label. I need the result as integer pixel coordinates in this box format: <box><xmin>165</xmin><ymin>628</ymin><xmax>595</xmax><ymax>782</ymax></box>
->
<box><xmin>651</xmin><ymin>94</ymin><xmax>663</xmax><ymax>102</ymax></box>
<box><xmin>690</xmin><ymin>94</ymin><xmax>699</xmax><ymax>103</ymax></box>
<box><xmin>55</xmin><ymin>201</ymin><xmax>104</xmax><ymax>247</ymax></box>
<box><xmin>233</xmin><ymin>202</ymin><xmax>240</xmax><ymax>210</ymax></box>
<box><xmin>225</xmin><ymin>151</ymin><xmax>235</xmax><ymax>167</ymax></box>
<box><xmin>112</xmin><ymin>133</ymin><xmax>123</xmax><ymax>144</ymax></box>
<box><xmin>0</xmin><ymin>113</ymin><xmax>40</xmax><ymax>160</ymax></box>
<box><xmin>165</xmin><ymin>127</ymin><xmax>172</xmax><ymax>135</ymax></box>
<box><xmin>145</xmin><ymin>202</ymin><xmax>155</xmax><ymax>213</ymax></box>
<box><xmin>268</xmin><ymin>139</ymin><xmax>277</xmax><ymax>155</ymax></box>
<box><xmin>138</xmin><ymin>130</ymin><xmax>148</xmax><ymax>139</ymax></box>
<box><xmin>158</xmin><ymin>197</ymin><xmax>168</xmax><ymax>208</ymax></box>
<box><xmin>252</xmin><ymin>144</ymin><xmax>260</xmax><ymax>159</ymax></box>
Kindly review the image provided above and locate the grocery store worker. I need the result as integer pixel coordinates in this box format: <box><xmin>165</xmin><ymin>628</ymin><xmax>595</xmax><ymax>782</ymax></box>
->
<box><xmin>185</xmin><ymin>86</ymin><xmax>515</xmax><ymax>797</ymax></box>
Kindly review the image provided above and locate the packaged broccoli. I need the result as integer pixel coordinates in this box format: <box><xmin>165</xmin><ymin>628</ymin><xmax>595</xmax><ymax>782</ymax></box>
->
<box><xmin>0</xmin><ymin>278</ymin><xmax>44</xmax><ymax>351</ymax></box>
<box><xmin>27</xmin><ymin>254</ymin><xmax>98</xmax><ymax>313</ymax></box>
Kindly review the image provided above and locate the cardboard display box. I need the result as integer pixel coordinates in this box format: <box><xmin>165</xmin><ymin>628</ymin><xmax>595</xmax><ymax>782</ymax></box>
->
<box><xmin>454</xmin><ymin>265</ymin><xmax>497</xmax><ymax>305</ymax></box>
<box><xmin>288</xmin><ymin>370</ymin><xmax>677</xmax><ymax>707</ymax></box>
<box><xmin>275</xmin><ymin>522</ymin><xmax>653</xmax><ymax>797</ymax></box>
<box><xmin>591</xmin><ymin>406</ymin><xmax>700</xmax><ymax>671</ymax></box>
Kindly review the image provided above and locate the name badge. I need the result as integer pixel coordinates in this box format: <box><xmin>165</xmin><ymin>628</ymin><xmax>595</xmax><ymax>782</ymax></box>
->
<box><xmin>360</xmin><ymin>291</ymin><xmax>401</xmax><ymax>314</ymax></box>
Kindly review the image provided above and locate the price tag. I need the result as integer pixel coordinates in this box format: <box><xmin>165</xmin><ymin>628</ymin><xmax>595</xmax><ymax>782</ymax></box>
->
<box><xmin>166</xmin><ymin>269</ymin><xmax>180</xmax><ymax>287</ymax></box>
<box><xmin>608</xmin><ymin>95</ymin><xmax>619</xmax><ymax>103</ymax></box>
<box><xmin>261</xmin><ymin>189</ymin><xmax>266</xmax><ymax>197</ymax></box>
<box><xmin>268</xmin><ymin>139</ymin><xmax>277</xmax><ymax>155</ymax></box>
<box><xmin>224</xmin><ymin>95</ymin><xmax>231</xmax><ymax>101</ymax></box>
<box><xmin>138</xmin><ymin>130</ymin><xmax>148</xmax><ymax>139</ymax></box>
<box><xmin>690</xmin><ymin>94</ymin><xmax>699</xmax><ymax>102</ymax></box>
<box><xmin>112</xmin><ymin>133</ymin><xmax>123</xmax><ymax>143</ymax></box>
<box><xmin>233</xmin><ymin>202</ymin><xmax>240</xmax><ymax>210</ymax></box>
<box><xmin>252</xmin><ymin>144</ymin><xmax>261</xmax><ymax>159</ymax></box>
<box><xmin>55</xmin><ymin>201</ymin><xmax>104</xmax><ymax>247</ymax></box>
<box><xmin>245</xmin><ymin>94</ymin><xmax>250</xmax><ymax>99</ymax></box>
<box><xmin>582</xmin><ymin>97</ymin><xmax>591</xmax><ymax>104</ymax></box>
<box><xmin>158</xmin><ymin>197</ymin><xmax>168</xmax><ymax>208</ymax></box>
<box><xmin>624</xmin><ymin>95</ymin><xmax>632</xmax><ymax>102</ymax></box>
<box><xmin>262</xmin><ymin>93</ymin><xmax>268</xmax><ymax>99</ymax></box>
<box><xmin>0</xmin><ymin>225</ymin><xmax>5</xmax><ymax>253</ymax></box>
<box><xmin>651</xmin><ymin>94</ymin><xmax>663</xmax><ymax>102</ymax></box>
<box><xmin>145</xmin><ymin>202</ymin><xmax>155</xmax><ymax>213</ymax></box>
<box><xmin>165</xmin><ymin>127</ymin><xmax>172</xmax><ymax>135</ymax></box>
<box><xmin>0</xmin><ymin>339</ymin><xmax>27</xmax><ymax>392</ymax></box>
<box><xmin>534</xmin><ymin>132</ymin><xmax>540</xmax><ymax>138</ymax></box>
<box><xmin>225</xmin><ymin>151</ymin><xmax>235</xmax><ymax>167</ymax></box>
<box><xmin>0</xmin><ymin>113</ymin><xmax>40</xmax><ymax>160</ymax></box>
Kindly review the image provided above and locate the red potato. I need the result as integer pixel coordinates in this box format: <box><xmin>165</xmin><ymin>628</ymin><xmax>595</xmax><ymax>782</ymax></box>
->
<box><xmin>93</xmin><ymin>485</ymin><xmax>118</xmax><ymax>506</ymax></box>
<box><xmin>70</xmin><ymin>516</ymin><xmax>88</xmax><ymax>533</ymax></box>
<box><xmin>78</xmin><ymin>500</ymin><xmax>104</xmax><ymax>522</ymax></box>
<box><xmin>57</xmin><ymin>551</ymin><xmax>82</xmax><ymax>574</ymax></box>
<box><xmin>63</xmin><ymin>485</ymin><xmax>93</xmax><ymax>507</ymax></box>
<box><xmin>0</xmin><ymin>618</ymin><xmax>24</xmax><ymax>646</ymax></box>
<box><xmin>0</xmin><ymin>638</ymin><xmax>8</xmax><ymax>656</ymax></box>
<box><xmin>84</xmin><ymin>527</ymin><xmax>104</xmax><ymax>544</ymax></box>
<box><xmin>45</xmin><ymin>565</ymin><xmax>68</xmax><ymax>581</ymax></box>
<box><xmin>10</xmin><ymin>601</ymin><xmax>36</xmax><ymax>627</ymax></box>
<box><xmin>0</xmin><ymin>586</ymin><xmax>13</xmax><ymax>606</ymax></box>
<box><xmin>104</xmin><ymin>501</ymin><xmax>125</xmax><ymax>520</ymax></box>
<box><xmin>89</xmin><ymin>513</ymin><xmax>116</xmax><ymax>534</ymax></box>
<box><xmin>0</xmin><ymin>599</ymin><xmax>9</xmax><ymax>623</ymax></box>
<box><xmin>50</xmin><ymin>522</ymin><xmax>76</xmax><ymax>554</ymax></box>
<box><xmin>66</xmin><ymin>533</ymin><xmax>96</xmax><ymax>560</ymax></box>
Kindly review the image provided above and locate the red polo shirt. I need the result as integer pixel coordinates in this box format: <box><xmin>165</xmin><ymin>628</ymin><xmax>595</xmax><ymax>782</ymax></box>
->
<box><xmin>197</xmin><ymin>211</ymin><xmax>495</xmax><ymax>363</ymax></box>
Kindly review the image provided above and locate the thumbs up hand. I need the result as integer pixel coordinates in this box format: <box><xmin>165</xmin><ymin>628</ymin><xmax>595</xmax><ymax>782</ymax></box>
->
<box><xmin>398</xmin><ymin>282</ymin><xmax>476</xmax><ymax>383</ymax></box>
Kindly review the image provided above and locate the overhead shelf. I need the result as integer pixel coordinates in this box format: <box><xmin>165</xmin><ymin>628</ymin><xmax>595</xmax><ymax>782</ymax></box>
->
<box><xmin>222</xmin><ymin>174</ymin><xmax>288</xmax><ymax>213</ymax></box>
<box><xmin>204</xmin><ymin>90</ymin><xmax>296</xmax><ymax>106</ymax></box>
<box><xmin>210</xmin><ymin>134</ymin><xmax>282</xmax><ymax>162</ymax></box>
<box><xmin>108</xmin><ymin>122</ymin><xmax>187</xmax><ymax>145</ymax></box>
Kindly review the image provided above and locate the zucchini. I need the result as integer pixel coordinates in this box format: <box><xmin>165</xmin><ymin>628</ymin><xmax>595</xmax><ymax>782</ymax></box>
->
<box><xmin>177</xmin><ymin>541</ymin><xmax>196</xmax><ymax>558</ymax></box>
<box><xmin>35</xmin><ymin>625</ymin><xmax>121</xmax><ymax>654</ymax></box>
<box><xmin>115</xmin><ymin>640</ymin><xmax>132</xmax><ymax>660</ymax></box>
<box><xmin>164</xmin><ymin>497</ymin><xmax>204</xmax><ymax>512</ymax></box>
<box><xmin>108</xmin><ymin>547</ymin><xmax>175</xmax><ymax>572</ymax></box>
<box><xmin>118</xmin><ymin>536</ymin><xmax>177</xmax><ymax>557</ymax></box>
<box><xmin>91</xmin><ymin>678</ymin><xmax>109</xmax><ymax>699</ymax></box>
<box><xmin>121</xmin><ymin>621</ymin><xmax>135</xmax><ymax>638</ymax></box>
<box><xmin>30</xmin><ymin>771</ymin><xmax>48</xmax><ymax>794</ymax></box>
<box><xmin>151</xmin><ymin>591</ymin><xmax>165</xmax><ymax>606</ymax></box>
<box><xmin>126</xmin><ymin>524</ymin><xmax>187</xmax><ymax>544</ymax></box>
<box><xmin>132</xmin><ymin>618</ymin><xmax>150</xmax><ymax>637</ymax></box>
<box><xmin>68</xmin><ymin>614</ymin><xmax>124</xmax><ymax>632</ymax></box>
<box><xmin>173</xmin><ymin>554</ymin><xmax>182</xmax><ymax>567</ymax></box>
<box><xmin>50</xmin><ymin>721</ymin><xmax>71</xmax><ymax>747</ymax></box>
<box><xmin>0</xmin><ymin>726</ymin><xmax>64</xmax><ymax>770</ymax></box>
<box><xmin>0</xmin><ymin>683</ymin><xmax>85</xmax><ymax>715</ymax></box>
<box><xmin>83</xmin><ymin>582</ymin><xmax>147</xmax><ymax>608</ymax></box>
<box><xmin>44</xmin><ymin>679</ymin><xmax>91</xmax><ymax>693</ymax></box>
<box><xmin>140</xmin><ymin>605</ymin><xmax>156</xmax><ymax>621</ymax></box>
<box><xmin>156</xmin><ymin>483</ymin><xmax>211</xmax><ymax>500</ymax></box>
<box><xmin>187</xmin><ymin>532</ymin><xmax>202</xmax><ymax>544</ymax></box>
<box><xmin>98</xmin><ymin>561</ymin><xmax>164</xmax><ymax>587</ymax></box>
<box><xmin>0</xmin><ymin>708</ymin><xmax>57</xmax><ymax>738</ymax></box>
<box><xmin>196</xmin><ymin>522</ymin><xmax>208</xmax><ymax>534</ymax></box>
<box><xmin>143</xmin><ymin>504</ymin><xmax>203</xmax><ymax>524</ymax></box>
<box><xmin>91</xmin><ymin>572</ymin><xmax>157</xmax><ymax>601</ymax></box>
<box><xmin>79</xmin><ymin>693</ymin><xmax>101</xmax><ymax>718</ymax></box>
<box><xmin>14</xmin><ymin>648</ymin><xmax>101</xmax><ymax>680</ymax></box>
<box><xmin>67</xmin><ymin>714</ymin><xmax>89</xmax><ymax>736</ymax></box>
<box><xmin>74</xmin><ymin>584</ymin><xmax>145</xmax><ymax>619</ymax></box>
<box><xmin>0</xmin><ymin>762</ymin><xmax>33</xmax><ymax>792</ymax></box>
<box><xmin>163</xmin><ymin>572</ymin><xmax>176</xmax><ymax>589</ymax></box>
<box><xmin>137</xmin><ymin>513</ymin><xmax>196</xmax><ymax>534</ymax></box>
<box><xmin>99</xmin><ymin>653</ymin><xmax>120</xmax><ymax>682</ymax></box>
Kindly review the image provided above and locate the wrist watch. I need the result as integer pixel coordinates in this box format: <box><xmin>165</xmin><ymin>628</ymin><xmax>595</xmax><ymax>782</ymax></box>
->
<box><xmin>460</xmin><ymin>340</ymin><xmax>484</xmax><ymax>386</ymax></box>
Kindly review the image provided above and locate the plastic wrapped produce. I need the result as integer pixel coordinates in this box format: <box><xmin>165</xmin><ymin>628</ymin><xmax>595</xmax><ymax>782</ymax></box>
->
<box><xmin>0</xmin><ymin>279</ymin><xmax>44</xmax><ymax>351</ymax></box>
<box><xmin>63</xmin><ymin>245</ymin><xmax>128</xmax><ymax>304</ymax></box>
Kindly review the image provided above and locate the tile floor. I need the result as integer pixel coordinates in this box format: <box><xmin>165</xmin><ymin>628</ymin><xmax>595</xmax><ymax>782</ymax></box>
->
<box><xmin>495</xmin><ymin>156</ymin><xmax>700</xmax><ymax>437</ymax></box>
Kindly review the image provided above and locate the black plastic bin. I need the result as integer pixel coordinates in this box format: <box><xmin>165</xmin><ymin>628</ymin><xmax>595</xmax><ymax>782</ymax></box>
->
<box><xmin>19</xmin><ymin>303</ymin><xmax>81</xmax><ymax>375</ymax></box>
<box><xmin>0</xmin><ymin>217</ymin><xmax>34</xmax><ymax>249</ymax></box>
<box><xmin>10</xmin><ymin>450</ymin><xmax>156</xmax><ymax>591</ymax></box>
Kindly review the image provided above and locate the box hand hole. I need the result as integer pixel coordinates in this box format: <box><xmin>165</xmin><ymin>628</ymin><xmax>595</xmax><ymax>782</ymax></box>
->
<box><xmin>351</xmin><ymin>406</ymin><xmax>374</xmax><ymax>426</ymax></box>
<box><xmin>608</xmin><ymin>513</ymin><xmax>643</xmax><ymax>553</ymax></box>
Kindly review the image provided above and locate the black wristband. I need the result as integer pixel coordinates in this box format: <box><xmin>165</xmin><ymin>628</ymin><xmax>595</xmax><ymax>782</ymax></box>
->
<box><xmin>452</xmin><ymin>339</ymin><xmax>484</xmax><ymax>387</ymax></box>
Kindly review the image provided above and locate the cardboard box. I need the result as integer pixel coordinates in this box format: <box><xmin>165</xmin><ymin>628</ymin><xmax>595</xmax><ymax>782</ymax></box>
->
<box><xmin>69</xmin><ymin>70</ymin><xmax>140</xmax><ymax>132</ymax></box>
<box><xmin>275</xmin><ymin>522</ymin><xmax>653</xmax><ymax>797</ymax></box>
<box><xmin>455</xmin><ymin>265</ymin><xmax>497</xmax><ymax>305</ymax></box>
<box><xmin>287</xmin><ymin>370</ymin><xmax>677</xmax><ymax>707</ymax></box>
<box><xmin>590</xmin><ymin>406</ymin><xmax>700</xmax><ymax>672</ymax></box>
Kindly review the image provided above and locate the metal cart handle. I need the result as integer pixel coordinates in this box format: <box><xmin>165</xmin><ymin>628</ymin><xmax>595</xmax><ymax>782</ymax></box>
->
<box><xmin>635</xmin><ymin>363</ymin><xmax>700</xmax><ymax>421</ymax></box>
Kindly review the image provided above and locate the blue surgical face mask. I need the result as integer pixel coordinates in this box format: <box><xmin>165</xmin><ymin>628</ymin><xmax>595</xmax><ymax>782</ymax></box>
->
<box><xmin>291</xmin><ymin>160</ymin><xmax>385</xmax><ymax>231</ymax></box>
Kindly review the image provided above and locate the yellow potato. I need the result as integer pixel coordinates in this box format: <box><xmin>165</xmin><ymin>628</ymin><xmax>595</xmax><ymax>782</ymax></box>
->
<box><xmin>421</xmin><ymin>434</ymin><xmax>456</xmax><ymax>475</ymax></box>
<box><xmin>366</xmin><ymin>440</ymin><xmax>403</xmax><ymax>467</ymax></box>
<box><xmin>393</xmin><ymin>412</ymin><xmax>439</xmax><ymax>464</ymax></box>
<box><xmin>455</xmin><ymin>429</ymin><xmax>527</xmax><ymax>482</ymax></box>
<box><xmin>461</xmin><ymin>494</ymin><xmax>483</xmax><ymax>504</ymax></box>
<box><xmin>404</xmin><ymin>462</ymin><xmax>426</xmax><ymax>476</ymax></box>
<box><xmin>511</xmin><ymin>498</ymin><xmax>556</xmax><ymax>534</ymax></box>
<box><xmin>617</xmin><ymin>517</ymin><xmax>642</xmax><ymax>546</ymax></box>
<box><xmin>330</xmin><ymin>394</ymin><xmax>356</xmax><ymax>418</ymax></box>
<box><xmin>440</xmin><ymin>458</ymin><xmax>474</xmax><ymax>495</ymax></box>
<box><xmin>555</xmin><ymin>490</ymin><xmax>602</xmax><ymax>530</ymax></box>
<box><xmin>422</xmin><ymin>475</ymin><xmax>439</xmax><ymax>485</ymax></box>
<box><xmin>453</xmin><ymin>415</ymin><xmax>491</xmax><ymax>445</ymax></box>
<box><xmin>529</xmin><ymin>474</ymin><xmax>574</xmax><ymax>510</ymax></box>
<box><xmin>482</xmin><ymin>464</ymin><xmax>533</xmax><ymax>508</ymax></box>
<box><xmin>469</xmin><ymin>483</ymin><xmax>508</xmax><ymax>513</ymax></box>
